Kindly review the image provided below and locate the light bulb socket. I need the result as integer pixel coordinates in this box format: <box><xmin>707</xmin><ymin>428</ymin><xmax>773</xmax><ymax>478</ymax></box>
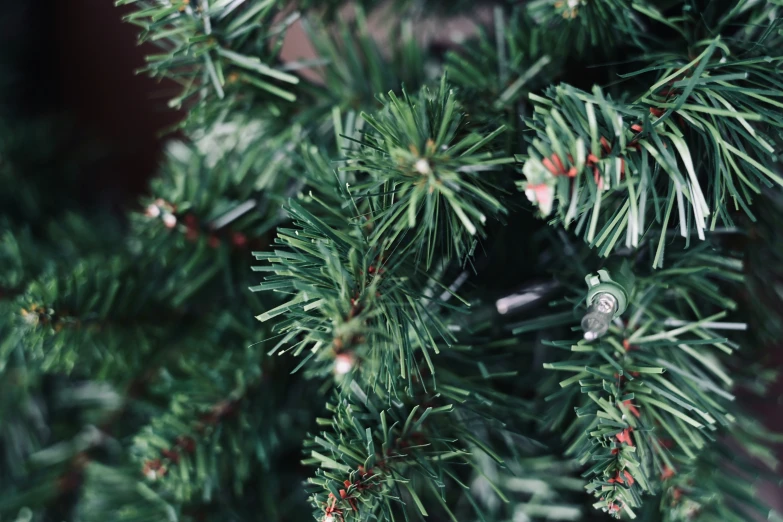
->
<box><xmin>584</xmin><ymin>265</ymin><xmax>632</xmax><ymax>319</ymax></box>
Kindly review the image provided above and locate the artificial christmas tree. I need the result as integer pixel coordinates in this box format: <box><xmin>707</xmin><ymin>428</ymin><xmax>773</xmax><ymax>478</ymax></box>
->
<box><xmin>2</xmin><ymin>1</ymin><xmax>783</xmax><ymax>521</ymax></box>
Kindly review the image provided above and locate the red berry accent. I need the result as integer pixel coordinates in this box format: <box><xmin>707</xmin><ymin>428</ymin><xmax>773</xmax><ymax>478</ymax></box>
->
<box><xmin>142</xmin><ymin>459</ymin><xmax>167</xmax><ymax>478</ymax></box>
<box><xmin>616</xmin><ymin>428</ymin><xmax>634</xmax><ymax>447</ymax></box>
<box><xmin>176</xmin><ymin>436</ymin><xmax>197</xmax><ymax>453</ymax></box>
<box><xmin>160</xmin><ymin>448</ymin><xmax>181</xmax><ymax>465</ymax></box>
<box><xmin>623</xmin><ymin>400</ymin><xmax>641</xmax><ymax>418</ymax></box>
<box><xmin>232</xmin><ymin>232</ymin><xmax>247</xmax><ymax>247</ymax></box>
<box><xmin>551</xmin><ymin>154</ymin><xmax>567</xmax><ymax>174</ymax></box>
<box><xmin>542</xmin><ymin>157</ymin><xmax>559</xmax><ymax>176</ymax></box>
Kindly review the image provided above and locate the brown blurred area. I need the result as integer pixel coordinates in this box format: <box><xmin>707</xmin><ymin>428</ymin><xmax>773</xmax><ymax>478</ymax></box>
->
<box><xmin>53</xmin><ymin>0</ymin><xmax>182</xmax><ymax>203</ymax></box>
<box><xmin>40</xmin><ymin>0</ymin><xmax>782</xmax><ymax>512</ymax></box>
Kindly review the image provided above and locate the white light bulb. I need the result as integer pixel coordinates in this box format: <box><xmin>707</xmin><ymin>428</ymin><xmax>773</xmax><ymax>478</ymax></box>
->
<box><xmin>324</xmin><ymin>516</ymin><xmax>334</xmax><ymax>522</ymax></box>
<box><xmin>21</xmin><ymin>310</ymin><xmax>39</xmax><ymax>326</ymax></box>
<box><xmin>146</xmin><ymin>204</ymin><xmax>161</xmax><ymax>218</ymax></box>
<box><xmin>581</xmin><ymin>292</ymin><xmax>618</xmax><ymax>340</ymax></box>
<box><xmin>162</xmin><ymin>213</ymin><xmax>177</xmax><ymax>228</ymax></box>
<box><xmin>415</xmin><ymin>158</ymin><xmax>431</xmax><ymax>175</ymax></box>
<box><xmin>334</xmin><ymin>354</ymin><xmax>353</xmax><ymax>375</ymax></box>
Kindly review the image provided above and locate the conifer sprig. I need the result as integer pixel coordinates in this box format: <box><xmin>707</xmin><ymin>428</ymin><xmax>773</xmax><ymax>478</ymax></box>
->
<box><xmin>16</xmin><ymin>258</ymin><xmax>175</xmax><ymax>378</ymax></box>
<box><xmin>251</xmin><ymin>190</ymin><xmax>456</xmax><ymax>390</ymax></box>
<box><xmin>515</xmin><ymin>239</ymin><xmax>753</xmax><ymax>519</ymax></box>
<box><xmin>344</xmin><ymin>76</ymin><xmax>514</xmax><ymax>268</ymax></box>
<box><xmin>305</xmin><ymin>375</ymin><xmax>534</xmax><ymax>522</ymax></box>
<box><xmin>519</xmin><ymin>40</ymin><xmax>783</xmax><ymax>265</ymax></box>
<box><xmin>116</xmin><ymin>0</ymin><xmax>300</xmax><ymax>113</ymax></box>
<box><xmin>302</xmin><ymin>8</ymin><xmax>427</xmax><ymax>118</ymax></box>
<box><xmin>251</xmin><ymin>77</ymin><xmax>515</xmax><ymax>387</ymax></box>
<box><xmin>131</xmin><ymin>349</ymin><xmax>312</xmax><ymax>507</ymax></box>
<box><xmin>446</xmin><ymin>7</ymin><xmax>556</xmax><ymax>141</ymax></box>
<box><xmin>658</xmin><ymin>433</ymin><xmax>782</xmax><ymax>522</ymax></box>
<box><xmin>525</xmin><ymin>0</ymin><xmax>645</xmax><ymax>54</ymax></box>
<box><xmin>135</xmin><ymin>122</ymin><xmax>302</xmax><ymax>258</ymax></box>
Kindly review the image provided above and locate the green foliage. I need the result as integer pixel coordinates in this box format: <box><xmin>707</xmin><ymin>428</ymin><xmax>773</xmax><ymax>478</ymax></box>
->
<box><xmin>252</xmin><ymin>189</ymin><xmax>454</xmax><ymax>390</ymax></box>
<box><xmin>302</xmin><ymin>8</ymin><xmax>429</xmax><ymax>120</ymax></box>
<box><xmin>0</xmin><ymin>227</ymin><xmax>41</xmax><ymax>292</ymax></box>
<box><xmin>76</xmin><ymin>463</ymin><xmax>180</xmax><ymax>522</ymax></box>
<box><xmin>512</xmin><ymin>234</ymin><xmax>775</xmax><ymax>519</ymax></box>
<box><xmin>304</xmin><ymin>376</ymin><xmax>534</xmax><ymax>522</ymax></box>
<box><xmin>656</xmin><ymin>432</ymin><xmax>782</xmax><ymax>522</ymax></box>
<box><xmin>0</xmin><ymin>377</ymin><xmax>121</xmax><ymax>519</ymax></box>
<box><xmin>15</xmin><ymin>256</ymin><xmax>202</xmax><ymax>379</ymax></box>
<box><xmin>134</xmin><ymin>119</ymin><xmax>301</xmax><ymax>256</ymax></box>
<box><xmin>344</xmin><ymin>76</ymin><xmax>513</xmax><ymax>267</ymax></box>
<box><xmin>251</xmin><ymin>78</ymin><xmax>514</xmax><ymax>390</ymax></box>
<box><xmin>4</xmin><ymin>0</ymin><xmax>783</xmax><ymax>521</ymax></box>
<box><xmin>519</xmin><ymin>41</ymin><xmax>783</xmax><ymax>265</ymax></box>
<box><xmin>131</xmin><ymin>346</ymin><xmax>314</xmax><ymax>510</ymax></box>
<box><xmin>306</xmin><ymin>387</ymin><xmax>469</xmax><ymax>522</ymax></box>
<box><xmin>116</xmin><ymin>0</ymin><xmax>300</xmax><ymax>117</ymax></box>
<box><xmin>525</xmin><ymin>0</ymin><xmax>644</xmax><ymax>54</ymax></box>
<box><xmin>447</xmin><ymin>7</ymin><xmax>557</xmax><ymax>131</ymax></box>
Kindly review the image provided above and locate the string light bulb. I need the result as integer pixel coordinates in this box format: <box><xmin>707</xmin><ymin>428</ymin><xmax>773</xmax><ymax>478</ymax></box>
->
<box><xmin>334</xmin><ymin>353</ymin><xmax>355</xmax><ymax>375</ymax></box>
<box><xmin>162</xmin><ymin>213</ymin><xmax>177</xmax><ymax>228</ymax></box>
<box><xmin>414</xmin><ymin>158</ymin><xmax>431</xmax><ymax>175</ymax></box>
<box><xmin>582</xmin><ymin>292</ymin><xmax>618</xmax><ymax>340</ymax></box>
<box><xmin>581</xmin><ymin>264</ymin><xmax>634</xmax><ymax>341</ymax></box>
<box><xmin>145</xmin><ymin>204</ymin><xmax>161</xmax><ymax>218</ymax></box>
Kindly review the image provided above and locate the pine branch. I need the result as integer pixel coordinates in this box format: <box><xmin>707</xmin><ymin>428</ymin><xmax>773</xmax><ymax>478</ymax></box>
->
<box><xmin>302</xmin><ymin>7</ymin><xmax>428</xmax><ymax>119</ymax></box>
<box><xmin>446</xmin><ymin>6</ymin><xmax>558</xmax><ymax>132</ymax></box>
<box><xmin>252</xmin><ymin>189</ymin><xmax>455</xmax><ymax>389</ymax></box>
<box><xmin>77</xmin><ymin>463</ymin><xmax>179</xmax><ymax>522</ymax></box>
<box><xmin>116</xmin><ymin>0</ymin><xmax>301</xmax><ymax>117</ymax></box>
<box><xmin>0</xmin><ymin>379</ymin><xmax>120</xmax><ymax>520</ymax></box>
<box><xmin>519</xmin><ymin>39</ymin><xmax>783</xmax><ymax>265</ymax></box>
<box><xmin>252</xmin><ymin>76</ymin><xmax>512</xmax><ymax>387</ymax></box>
<box><xmin>304</xmin><ymin>374</ymin><xmax>534</xmax><ymax>522</ymax></box>
<box><xmin>14</xmin><ymin>257</ymin><xmax>194</xmax><ymax>378</ymax></box>
<box><xmin>657</xmin><ymin>433</ymin><xmax>781</xmax><ymax>522</ymax></box>
<box><xmin>131</xmin><ymin>352</ymin><xmax>314</xmax><ymax>507</ymax></box>
<box><xmin>134</xmin><ymin>121</ymin><xmax>302</xmax><ymax>255</ymax></box>
<box><xmin>525</xmin><ymin>0</ymin><xmax>647</xmax><ymax>54</ymax></box>
<box><xmin>343</xmin><ymin>75</ymin><xmax>514</xmax><ymax>267</ymax></box>
<box><xmin>514</xmin><ymin>235</ymin><xmax>771</xmax><ymax>519</ymax></box>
